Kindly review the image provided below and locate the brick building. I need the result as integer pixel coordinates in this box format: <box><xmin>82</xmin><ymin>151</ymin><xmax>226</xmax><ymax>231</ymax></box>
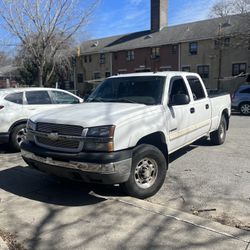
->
<box><xmin>76</xmin><ymin>0</ymin><xmax>250</xmax><ymax>95</ymax></box>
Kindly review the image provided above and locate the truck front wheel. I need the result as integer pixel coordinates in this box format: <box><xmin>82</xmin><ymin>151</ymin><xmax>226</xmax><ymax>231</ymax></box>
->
<box><xmin>121</xmin><ymin>144</ymin><xmax>167</xmax><ymax>199</ymax></box>
<box><xmin>210</xmin><ymin>115</ymin><xmax>226</xmax><ymax>145</ymax></box>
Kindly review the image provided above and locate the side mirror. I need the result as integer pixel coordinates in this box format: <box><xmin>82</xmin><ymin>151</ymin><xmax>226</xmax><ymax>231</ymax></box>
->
<box><xmin>171</xmin><ymin>94</ymin><xmax>190</xmax><ymax>106</ymax></box>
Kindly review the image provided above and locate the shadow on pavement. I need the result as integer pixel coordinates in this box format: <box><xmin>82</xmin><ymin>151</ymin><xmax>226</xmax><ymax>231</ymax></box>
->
<box><xmin>0</xmin><ymin>165</ymin><xmax>123</xmax><ymax>206</ymax></box>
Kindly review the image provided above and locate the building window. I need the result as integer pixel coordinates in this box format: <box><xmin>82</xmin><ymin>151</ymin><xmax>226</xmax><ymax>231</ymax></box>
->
<box><xmin>77</xmin><ymin>73</ymin><xmax>83</xmax><ymax>83</ymax></box>
<box><xmin>105</xmin><ymin>72</ymin><xmax>111</xmax><ymax>78</ymax></box>
<box><xmin>197</xmin><ymin>65</ymin><xmax>209</xmax><ymax>79</ymax></box>
<box><xmin>172</xmin><ymin>45</ymin><xmax>178</xmax><ymax>54</ymax></box>
<box><xmin>84</xmin><ymin>56</ymin><xmax>88</xmax><ymax>63</ymax></box>
<box><xmin>127</xmin><ymin>50</ymin><xmax>135</xmax><ymax>61</ymax></box>
<box><xmin>93</xmin><ymin>72</ymin><xmax>101</xmax><ymax>79</ymax></box>
<box><xmin>182</xmin><ymin>66</ymin><xmax>191</xmax><ymax>72</ymax></box>
<box><xmin>189</xmin><ymin>42</ymin><xmax>198</xmax><ymax>55</ymax></box>
<box><xmin>100</xmin><ymin>54</ymin><xmax>105</xmax><ymax>64</ymax></box>
<box><xmin>114</xmin><ymin>53</ymin><xmax>118</xmax><ymax>60</ymax></box>
<box><xmin>89</xmin><ymin>55</ymin><xmax>92</xmax><ymax>63</ymax></box>
<box><xmin>151</xmin><ymin>47</ymin><xmax>160</xmax><ymax>59</ymax></box>
<box><xmin>214</xmin><ymin>37</ymin><xmax>230</xmax><ymax>49</ymax></box>
<box><xmin>232</xmin><ymin>63</ymin><xmax>247</xmax><ymax>76</ymax></box>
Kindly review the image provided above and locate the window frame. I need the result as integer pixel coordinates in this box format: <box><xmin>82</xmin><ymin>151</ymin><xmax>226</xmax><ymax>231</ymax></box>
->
<box><xmin>232</xmin><ymin>63</ymin><xmax>247</xmax><ymax>76</ymax></box>
<box><xmin>4</xmin><ymin>92</ymin><xmax>24</xmax><ymax>105</ymax></box>
<box><xmin>197</xmin><ymin>65</ymin><xmax>209</xmax><ymax>79</ymax></box>
<box><xmin>25</xmin><ymin>90</ymin><xmax>52</xmax><ymax>105</ymax></box>
<box><xmin>100</xmin><ymin>53</ymin><xmax>105</xmax><ymax>64</ymax></box>
<box><xmin>127</xmin><ymin>50</ymin><xmax>135</xmax><ymax>61</ymax></box>
<box><xmin>151</xmin><ymin>47</ymin><xmax>160</xmax><ymax>59</ymax></box>
<box><xmin>186</xmin><ymin>76</ymin><xmax>206</xmax><ymax>101</ymax></box>
<box><xmin>189</xmin><ymin>42</ymin><xmax>198</xmax><ymax>55</ymax></box>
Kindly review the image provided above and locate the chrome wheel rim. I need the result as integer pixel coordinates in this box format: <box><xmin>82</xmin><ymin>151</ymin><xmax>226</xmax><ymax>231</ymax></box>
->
<box><xmin>241</xmin><ymin>104</ymin><xmax>250</xmax><ymax>115</ymax></box>
<box><xmin>16</xmin><ymin>128</ymin><xmax>27</xmax><ymax>146</ymax></box>
<box><xmin>134</xmin><ymin>158</ymin><xmax>158</xmax><ymax>189</ymax></box>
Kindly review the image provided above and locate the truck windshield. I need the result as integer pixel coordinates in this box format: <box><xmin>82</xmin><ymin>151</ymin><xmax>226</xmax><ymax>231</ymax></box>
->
<box><xmin>87</xmin><ymin>76</ymin><xmax>166</xmax><ymax>105</ymax></box>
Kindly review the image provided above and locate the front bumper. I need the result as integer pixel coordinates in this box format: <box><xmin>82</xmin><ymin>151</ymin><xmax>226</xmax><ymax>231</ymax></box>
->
<box><xmin>21</xmin><ymin>142</ymin><xmax>132</xmax><ymax>184</ymax></box>
<box><xmin>0</xmin><ymin>133</ymin><xmax>9</xmax><ymax>144</ymax></box>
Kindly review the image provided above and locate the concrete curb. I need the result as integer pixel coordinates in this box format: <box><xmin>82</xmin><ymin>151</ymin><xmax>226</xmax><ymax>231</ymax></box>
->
<box><xmin>91</xmin><ymin>192</ymin><xmax>250</xmax><ymax>244</ymax></box>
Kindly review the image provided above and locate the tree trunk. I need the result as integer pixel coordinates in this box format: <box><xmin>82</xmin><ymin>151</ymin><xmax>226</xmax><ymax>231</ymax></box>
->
<box><xmin>38</xmin><ymin>65</ymin><xmax>44</xmax><ymax>87</ymax></box>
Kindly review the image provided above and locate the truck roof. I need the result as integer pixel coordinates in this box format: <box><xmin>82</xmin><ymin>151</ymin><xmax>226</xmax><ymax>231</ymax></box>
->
<box><xmin>110</xmin><ymin>71</ymin><xmax>200</xmax><ymax>78</ymax></box>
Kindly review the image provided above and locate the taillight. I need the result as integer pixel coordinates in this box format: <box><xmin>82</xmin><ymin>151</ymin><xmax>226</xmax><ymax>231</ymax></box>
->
<box><xmin>0</xmin><ymin>105</ymin><xmax>4</xmax><ymax>110</ymax></box>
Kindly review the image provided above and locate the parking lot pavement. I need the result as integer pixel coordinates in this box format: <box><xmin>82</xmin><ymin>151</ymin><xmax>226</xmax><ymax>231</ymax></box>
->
<box><xmin>148</xmin><ymin>114</ymin><xmax>250</xmax><ymax>228</ymax></box>
<box><xmin>0</xmin><ymin>115</ymin><xmax>249</xmax><ymax>249</ymax></box>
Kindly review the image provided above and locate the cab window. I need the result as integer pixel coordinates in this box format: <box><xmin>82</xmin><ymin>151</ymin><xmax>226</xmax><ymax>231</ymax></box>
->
<box><xmin>169</xmin><ymin>76</ymin><xmax>189</xmax><ymax>104</ymax></box>
<box><xmin>187</xmin><ymin>76</ymin><xmax>206</xmax><ymax>100</ymax></box>
<box><xmin>50</xmin><ymin>91</ymin><xmax>80</xmax><ymax>104</ymax></box>
<box><xmin>5</xmin><ymin>92</ymin><xmax>23</xmax><ymax>104</ymax></box>
<box><xmin>26</xmin><ymin>91</ymin><xmax>52</xmax><ymax>105</ymax></box>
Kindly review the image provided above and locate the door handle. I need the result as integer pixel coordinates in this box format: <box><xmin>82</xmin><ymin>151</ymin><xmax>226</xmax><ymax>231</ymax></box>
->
<box><xmin>190</xmin><ymin>107</ymin><xmax>195</xmax><ymax>114</ymax></box>
<box><xmin>205</xmin><ymin>104</ymin><xmax>209</xmax><ymax>109</ymax></box>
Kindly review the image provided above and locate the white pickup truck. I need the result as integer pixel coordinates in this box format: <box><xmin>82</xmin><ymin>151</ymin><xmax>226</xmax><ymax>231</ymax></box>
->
<box><xmin>21</xmin><ymin>72</ymin><xmax>231</xmax><ymax>198</ymax></box>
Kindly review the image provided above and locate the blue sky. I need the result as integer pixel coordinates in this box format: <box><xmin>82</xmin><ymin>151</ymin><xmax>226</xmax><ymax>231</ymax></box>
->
<box><xmin>86</xmin><ymin>0</ymin><xmax>218</xmax><ymax>39</ymax></box>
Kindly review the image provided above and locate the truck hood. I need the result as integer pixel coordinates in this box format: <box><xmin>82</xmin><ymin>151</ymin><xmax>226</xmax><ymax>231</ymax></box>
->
<box><xmin>30</xmin><ymin>102</ymin><xmax>162</xmax><ymax>128</ymax></box>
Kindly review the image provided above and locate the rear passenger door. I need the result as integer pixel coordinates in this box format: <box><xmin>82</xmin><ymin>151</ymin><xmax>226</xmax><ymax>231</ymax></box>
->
<box><xmin>185</xmin><ymin>75</ymin><xmax>211</xmax><ymax>140</ymax></box>
<box><xmin>24</xmin><ymin>90</ymin><xmax>54</xmax><ymax>116</ymax></box>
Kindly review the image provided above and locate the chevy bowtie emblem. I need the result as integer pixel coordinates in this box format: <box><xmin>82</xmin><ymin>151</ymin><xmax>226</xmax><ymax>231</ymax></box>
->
<box><xmin>48</xmin><ymin>132</ymin><xmax>59</xmax><ymax>141</ymax></box>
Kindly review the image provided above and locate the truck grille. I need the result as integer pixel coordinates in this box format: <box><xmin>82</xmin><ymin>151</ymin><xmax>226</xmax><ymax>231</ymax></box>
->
<box><xmin>37</xmin><ymin>122</ymin><xmax>83</xmax><ymax>136</ymax></box>
<box><xmin>36</xmin><ymin>137</ymin><xmax>80</xmax><ymax>149</ymax></box>
<box><xmin>34</xmin><ymin>122</ymin><xmax>84</xmax><ymax>152</ymax></box>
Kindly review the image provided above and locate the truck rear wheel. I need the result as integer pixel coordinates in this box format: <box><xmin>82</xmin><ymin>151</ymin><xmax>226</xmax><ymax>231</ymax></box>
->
<box><xmin>210</xmin><ymin>116</ymin><xmax>226</xmax><ymax>145</ymax></box>
<box><xmin>121</xmin><ymin>144</ymin><xmax>167</xmax><ymax>199</ymax></box>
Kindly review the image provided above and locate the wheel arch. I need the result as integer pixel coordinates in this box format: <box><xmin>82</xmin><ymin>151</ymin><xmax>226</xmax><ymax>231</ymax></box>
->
<box><xmin>8</xmin><ymin>119</ymin><xmax>27</xmax><ymax>134</ymax></box>
<box><xmin>135</xmin><ymin>131</ymin><xmax>169</xmax><ymax>167</ymax></box>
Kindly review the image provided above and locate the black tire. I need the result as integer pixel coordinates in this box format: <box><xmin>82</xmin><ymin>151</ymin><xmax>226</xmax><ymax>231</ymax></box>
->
<box><xmin>10</xmin><ymin>123</ymin><xmax>27</xmax><ymax>151</ymax></box>
<box><xmin>210</xmin><ymin>116</ymin><xmax>227</xmax><ymax>145</ymax></box>
<box><xmin>121</xmin><ymin>144</ymin><xmax>167</xmax><ymax>199</ymax></box>
<box><xmin>239</xmin><ymin>102</ymin><xmax>250</xmax><ymax>116</ymax></box>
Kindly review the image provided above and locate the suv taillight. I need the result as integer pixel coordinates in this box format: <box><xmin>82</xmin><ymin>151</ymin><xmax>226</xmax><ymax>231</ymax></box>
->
<box><xmin>0</xmin><ymin>105</ymin><xmax>4</xmax><ymax>110</ymax></box>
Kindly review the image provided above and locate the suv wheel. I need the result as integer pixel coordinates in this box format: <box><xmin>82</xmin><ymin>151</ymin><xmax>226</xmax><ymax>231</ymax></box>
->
<box><xmin>121</xmin><ymin>144</ymin><xmax>167</xmax><ymax>199</ymax></box>
<box><xmin>10</xmin><ymin>123</ymin><xmax>27</xmax><ymax>151</ymax></box>
<box><xmin>239</xmin><ymin>103</ymin><xmax>250</xmax><ymax>115</ymax></box>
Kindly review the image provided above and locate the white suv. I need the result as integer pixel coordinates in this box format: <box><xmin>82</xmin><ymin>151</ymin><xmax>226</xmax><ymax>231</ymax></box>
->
<box><xmin>0</xmin><ymin>88</ymin><xmax>83</xmax><ymax>150</ymax></box>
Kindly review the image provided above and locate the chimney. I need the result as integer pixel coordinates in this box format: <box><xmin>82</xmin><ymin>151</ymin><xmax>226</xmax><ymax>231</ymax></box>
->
<box><xmin>151</xmin><ymin>0</ymin><xmax>168</xmax><ymax>32</ymax></box>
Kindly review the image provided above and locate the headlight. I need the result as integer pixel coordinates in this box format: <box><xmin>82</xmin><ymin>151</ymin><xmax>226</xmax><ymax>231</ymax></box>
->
<box><xmin>27</xmin><ymin>119</ymin><xmax>36</xmax><ymax>131</ymax></box>
<box><xmin>84</xmin><ymin>125</ymin><xmax>115</xmax><ymax>152</ymax></box>
<box><xmin>86</xmin><ymin>125</ymin><xmax>115</xmax><ymax>138</ymax></box>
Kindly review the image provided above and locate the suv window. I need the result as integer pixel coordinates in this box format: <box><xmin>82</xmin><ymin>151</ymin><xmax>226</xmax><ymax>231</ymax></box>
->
<box><xmin>187</xmin><ymin>76</ymin><xmax>206</xmax><ymax>100</ymax></box>
<box><xmin>240</xmin><ymin>88</ymin><xmax>250</xmax><ymax>94</ymax></box>
<box><xmin>5</xmin><ymin>92</ymin><xmax>23</xmax><ymax>104</ymax></box>
<box><xmin>169</xmin><ymin>77</ymin><xmax>189</xmax><ymax>104</ymax></box>
<box><xmin>51</xmin><ymin>91</ymin><xmax>80</xmax><ymax>104</ymax></box>
<box><xmin>26</xmin><ymin>91</ymin><xmax>52</xmax><ymax>105</ymax></box>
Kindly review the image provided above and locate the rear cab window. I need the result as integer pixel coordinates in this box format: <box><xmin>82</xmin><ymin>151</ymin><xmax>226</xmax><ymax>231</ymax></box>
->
<box><xmin>186</xmin><ymin>76</ymin><xmax>206</xmax><ymax>101</ymax></box>
<box><xmin>4</xmin><ymin>92</ymin><xmax>23</xmax><ymax>104</ymax></box>
<box><xmin>25</xmin><ymin>91</ymin><xmax>52</xmax><ymax>105</ymax></box>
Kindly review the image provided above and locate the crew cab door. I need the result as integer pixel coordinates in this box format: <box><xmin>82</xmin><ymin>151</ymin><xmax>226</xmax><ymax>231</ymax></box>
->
<box><xmin>185</xmin><ymin>75</ymin><xmax>211</xmax><ymax>140</ymax></box>
<box><xmin>167</xmin><ymin>76</ymin><xmax>193</xmax><ymax>152</ymax></box>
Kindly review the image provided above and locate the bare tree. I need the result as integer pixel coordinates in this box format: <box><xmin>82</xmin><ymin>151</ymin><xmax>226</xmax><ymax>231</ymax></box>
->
<box><xmin>0</xmin><ymin>0</ymin><xmax>99</xmax><ymax>87</ymax></box>
<box><xmin>210</xmin><ymin>0</ymin><xmax>250</xmax><ymax>17</ymax></box>
<box><xmin>209</xmin><ymin>0</ymin><xmax>250</xmax><ymax>89</ymax></box>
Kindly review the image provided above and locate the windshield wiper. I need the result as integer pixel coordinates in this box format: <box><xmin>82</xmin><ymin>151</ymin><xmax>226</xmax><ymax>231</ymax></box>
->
<box><xmin>88</xmin><ymin>97</ymin><xmax>104</xmax><ymax>102</ymax></box>
<box><xmin>117</xmin><ymin>98</ymin><xmax>138</xmax><ymax>104</ymax></box>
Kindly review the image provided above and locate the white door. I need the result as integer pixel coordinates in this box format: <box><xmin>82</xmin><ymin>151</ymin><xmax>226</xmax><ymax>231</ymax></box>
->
<box><xmin>167</xmin><ymin>76</ymin><xmax>193</xmax><ymax>153</ymax></box>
